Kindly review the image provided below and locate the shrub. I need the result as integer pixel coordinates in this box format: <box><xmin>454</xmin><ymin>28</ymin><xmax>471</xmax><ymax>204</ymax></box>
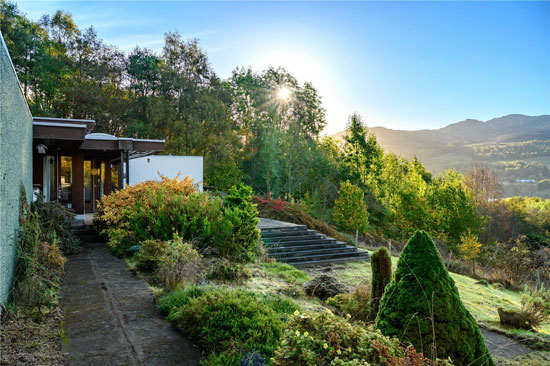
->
<box><xmin>327</xmin><ymin>285</ymin><xmax>371</xmax><ymax>322</ymax></box>
<box><xmin>170</xmin><ymin>289</ymin><xmax>286</xmax><ymax>365</ymax></box>
<box><xmin>219</xmin><ymin>185</ymin><xmax>261</xmax><ymax>262</ymax></box>
<box><xmin>95</xmin><ymin>175</ymin><xmax>196</xmax><ymax>232</ymax></box>
<box><xmin>157</xmin><ymin>235</ymin><xmax>204</xmax><ymax>290</ymax></box>
<box><xmin>333</xmin><ymin>181</ymin><xmax>369</xmax><ymax>234</ymax></box>
<box><xmin>272</xmin><ymin>311</ymin><xmax>449</xmax><ymax>366</ymax></box>
<box><xmin>500</xmin><ymin>286</ymin><xmax>550</xmax><ymax>330</ymax></box>
<box><xmin>260</xmin><ymin>262</ymin><xmax>311</xmax><ymax>284</ymax></box>
<box><xmin>37</xmin><ymin>241</ymin><xmax>67</xmax><ymax>272</ymax></box>
<box><xmin>96</xmin><ymin>178</ymin><xmax>260</xmax><ymax>262</ymax></box>
<box><xmin>157</xmin><ymin>285</ymin><xmax>213</xmax><ymax>318</ymax></box>
<box><xmin>370</xmin><ymin>247</ymin><xmax>392</xmax><ymax>321</ymax></box>
<box><xmin>376</xmin><ymin>230</ymin><xmax>494</xmax><ymax>366</ymax></box>
<box><xmin>10</xmin><ymin>187</ymin><xmax>67</xmax><ymax>311</ymax></box>
<box><xmin>135</xmin><ymin>239</ymin><xmax>169</xmax><ymax>272</ymax></box>
<box><xmin>32</xmin><ymin>196</ymin><xmax>80</xmax><ymax>253</ymax></box>
<box><xmin>207</xmin><ymin>259</ymin><xmax>251</xmax><ymax>283</ymax></box>
<box><xmin>521</xmin><ymin>286</ymin><xmax>550</xmax><ymax>329</ymax></box>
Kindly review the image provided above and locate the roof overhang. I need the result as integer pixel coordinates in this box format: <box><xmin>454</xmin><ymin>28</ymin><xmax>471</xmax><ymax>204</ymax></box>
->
<box><xmin>33</xmin><ymin>117</ymin><xmax>95</xmax><ymax>133</ymax></box>
<box><xmin>33</xmin><ymin>121</ymin><xmax>86</xmax><ymax>141</ymax></box>
<box><xmin>80</xmin><ymin>137</ymin><xmax>165</xmax><ymax>152</ymax></box>
<box><xmin>32</xmin><ymin>116</ymin><xmax>165</xmax><ymax>156</ymax></box>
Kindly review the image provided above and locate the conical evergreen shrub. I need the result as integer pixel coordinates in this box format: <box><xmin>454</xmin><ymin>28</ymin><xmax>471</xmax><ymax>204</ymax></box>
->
<box><xmin>375</xmin><ymin>230</ymin><xmax>494</xmax><ymax>366</ymax></box>
<box><xmin>370</xmin><ymin>246</ymin><xmax>392</xmax><ymax>321</ymax></box>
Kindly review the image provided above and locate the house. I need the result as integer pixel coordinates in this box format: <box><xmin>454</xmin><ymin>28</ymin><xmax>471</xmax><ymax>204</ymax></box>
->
<box><xmin>32</xmin><ymin>117</ymin><xmax>165</xmax><ymax>214</ymax></box>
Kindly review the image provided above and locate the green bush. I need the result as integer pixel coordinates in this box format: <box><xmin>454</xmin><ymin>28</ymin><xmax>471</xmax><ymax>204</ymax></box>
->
<box><xmin>272</xmin><ymin>310</ymin><xmax>449</xmax><ymax>366</ymax></box>
<box><xmin>327</xmin><ymin>285</ymin><xmax>371</xmax><ymax>322</ymax></box>
<box><xmin>260</xmin><ymin>262</ymin><xmax>311</xmax><ymax>284</ymax></box>
<box><xmin>370</xmin><ymin>247</ymin><xmax>392</xmax><ymax>321</ymax></box>
<box><xmin>98</xmin><ymin>180</ymin><xmax>260</xmax><ymax>262</ymax></box>
<box><xmin>207</xmin><ymin>259</ymin><xmax>251</xmax><ymax>283</ymax></box>
<box><xmin>157</xmin><ymin>235</ymin><xmax>204</xmax><ymax>290</ymax></box>
<box><xmin>219</xmin><ymin>185</ymin><xmax>261</xmax><ymax>262</ymax></box>
<box><xmin>135</xmin><ymin>239</ymin><xmax>169</xmax><ymax>272</ymax></box>
<box><xmin>169</xmin><ymin>289</ymin><xmax>286</xmax><ymax>365</ymax></box>
<box><xmin>158</xmin><ymin>285</ymin><xmax>214</xmax><ymax>318</ymax></box>
<box><xmin>375</xmin><ymin>230</ymin><xmax>494</xmax><ymax>366</ymax></box>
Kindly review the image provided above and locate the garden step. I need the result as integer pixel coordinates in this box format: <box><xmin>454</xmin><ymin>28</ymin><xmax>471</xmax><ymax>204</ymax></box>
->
<box><xmin>260</xmin><ymin>225</ymin><xmax>308</xmax><ymax>234</ymax></box>
<box><xmin>265</xmin><ymin>239</ymin><xmax>338</xmax><ymax>247</ymax></box>
<box><xmin>291</xmin><ymin>256</ymin><xmax>370</xmax><ymax>267</ymax></box>
<box><xmin>280</xmin><ymin>250</ymin><xmax>369</xmax><ymax>264</ymax></box>
<box><xmin>260</xmin><ymin>223</ymin><xmax>369</xmax><ymax>266</ymax></box>
<box><xmin>270</xmin><ymin>246</ymin><xmax>359</xmax><ymax>259</ymax></box>
<box><xmin>261</xmin><ymin>229</ymin><xmax>317</xmax><ymax>238</ymax></box>
<box><xmin>263</xmin><ymin>234</ymin><xmax>325</xmax><ymax>243</ymax></box>
<box><xmin>266</xmin><ymin>242</ymin><xmax>348</xmax><ymax>252</ymax></box>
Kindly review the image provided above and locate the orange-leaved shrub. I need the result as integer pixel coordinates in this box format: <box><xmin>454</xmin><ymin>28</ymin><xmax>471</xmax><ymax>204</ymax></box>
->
<box><xmin>96</xmin><ymin>178</ymin><xmax>260</xmax><ymax>262</ymax></box>
<box><xmin>95</xmin><ymin>175</ymin><xmax>196</xmax><ymax>232</ymax></box>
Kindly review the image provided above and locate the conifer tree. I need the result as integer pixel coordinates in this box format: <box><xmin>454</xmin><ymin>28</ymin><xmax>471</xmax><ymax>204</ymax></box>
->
<box><xmin>375</xmin><ymin>230</ymin><xmax>494</xmax><ymax>366</ymax></box>
<box><xmin>370</xmin><ymin>247</ymin><xmax>392</xmax><ymax>321</ymax></box>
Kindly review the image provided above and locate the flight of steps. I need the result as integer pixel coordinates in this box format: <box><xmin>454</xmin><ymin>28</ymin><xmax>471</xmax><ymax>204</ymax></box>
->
<box><xmin>71</xmin><ymin>224</ymin><xmax>102</xmax><ymax>243</ymax></box>
<box><xmin>261</xmin><ymin>225</ymin><xmax>369</xmax><ymax>267</ymax></box>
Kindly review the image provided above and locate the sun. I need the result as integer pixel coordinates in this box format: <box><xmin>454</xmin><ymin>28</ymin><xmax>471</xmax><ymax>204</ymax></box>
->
<box><xmin>277</xmin><ymin>87</ymin><xmax>291</xmax><ymax>101</ymax></box>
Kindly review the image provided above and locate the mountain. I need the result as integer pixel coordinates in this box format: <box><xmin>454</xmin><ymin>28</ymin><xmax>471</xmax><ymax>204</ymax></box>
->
<box><xmin>330</xmin><ymin>114</ymin><xmax>550</xmax><ymax>197</ymax></box>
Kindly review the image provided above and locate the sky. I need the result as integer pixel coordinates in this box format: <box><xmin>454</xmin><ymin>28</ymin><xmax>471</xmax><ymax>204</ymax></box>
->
<box><xmin>14</xmin><ymin>1</ymin><xmax>550</xmax><ymax>135</ymax></box>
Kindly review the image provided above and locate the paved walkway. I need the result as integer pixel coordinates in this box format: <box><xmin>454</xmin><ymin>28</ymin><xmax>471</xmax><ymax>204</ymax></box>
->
<box><xmin>60</xmin><ymin>242</ymin><xmax>201</xmax><ymax>366</ymax></box>
<box><xmin>480</xmin><ymin>328</ymin><xmax>531</xmax><ymax>359</ymax></box>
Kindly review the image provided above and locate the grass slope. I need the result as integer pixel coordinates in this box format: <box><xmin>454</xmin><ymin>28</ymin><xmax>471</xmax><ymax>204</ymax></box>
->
<box><xmin>307</xmin><ymin>257</ymin><xmax>550</xmax><ymax>335</ymax></box>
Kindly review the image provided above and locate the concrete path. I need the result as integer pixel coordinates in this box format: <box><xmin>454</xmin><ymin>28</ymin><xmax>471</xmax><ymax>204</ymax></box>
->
<box><xmin>60</xmin><ymin>242</ymin><xmax>201</xmax><ymax>366</ymax></box>
<box><xmin>480</xmin><ymin>328</ymin><xmax>532</xmax><ymax>359</ymax></box>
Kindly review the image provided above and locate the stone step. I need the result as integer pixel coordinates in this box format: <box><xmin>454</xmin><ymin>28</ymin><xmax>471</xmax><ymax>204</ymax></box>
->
<box><xmin>279</xmin><ymin>250</ymin><xmax>369</xmax><ymax>264</ymax></box>
<box><xmin>261</xmin><ymin>229</ymin><xmax>317</xmax><ymax>238</ymax></box>
<box><xmin>270</xmin><ymin>246</ymin><xmax>359</xmax><ymax>259</ymax></box>
<box><xmin>263</xmin><ymin>234</ymin><xmax>326</xmax><ymax>243</ymax></box>
<box><xmin>265</xmin><ymin>239</ymin><xmax>338</xmax><ymax>247</ymax></box>
<box><xmin>260</xmin><ymin>221</ymin><xmax>369</xmax><ymax>266</ymax></box>
<box><xmin>292</xmin><ymin>256</ymin><xmax>370</xmax><ymax>267</ymax></box>
<box><xmin>267</xmin><ymin>242</ymin><xmax>348</xmax><ymax>253</ymax></box>
<box><xmin>260</xmin><ymin>225</ymin><xmax>308</xmax><ymax>234</ymax></box>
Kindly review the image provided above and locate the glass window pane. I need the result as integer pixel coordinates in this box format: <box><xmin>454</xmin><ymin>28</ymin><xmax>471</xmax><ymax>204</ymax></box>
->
<box><xmin>84</xmin><ymin>160</ymin><xmax>92</xmax><ymax>202</ymax></box>
<box><xmin>60</xmin><ymin>156</ymin><xmax>72</xmax><ymax>203</ymax></box>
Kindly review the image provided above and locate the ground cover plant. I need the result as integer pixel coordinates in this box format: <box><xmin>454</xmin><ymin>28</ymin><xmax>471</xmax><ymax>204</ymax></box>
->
<box><xmin>375</xmin><ymin>231</ymin><xmax>494</xmax><ymax>366</ymax></box>
<box><xmin>272</xmin><ymin>310</ymin><xmax>450</xmax><ymax>366</ymax></box>
<box><xmin>158</xmin><ymin>287</ymin><xmax>299</xmax><ymax>365</ymax></box>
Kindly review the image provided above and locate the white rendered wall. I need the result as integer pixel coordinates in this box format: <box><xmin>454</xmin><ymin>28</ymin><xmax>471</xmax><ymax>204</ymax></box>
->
<box><xmin>129</xmin><ymin>155</ymin><xmax>203</xmax><ymax>191</ymax></box>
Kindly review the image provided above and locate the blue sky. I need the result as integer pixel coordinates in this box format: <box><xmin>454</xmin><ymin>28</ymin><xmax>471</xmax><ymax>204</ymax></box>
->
<box><xmin>15</xmin><ymin>1</ymin><xmax>550</xmax><ymax>134</ymax></box>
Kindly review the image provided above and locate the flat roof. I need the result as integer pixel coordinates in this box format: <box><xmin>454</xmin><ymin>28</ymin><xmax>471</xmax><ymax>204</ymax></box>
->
<box><xmin>33</xmin><ymin>121</ymin><xmax>87</xmax><ymax>129</ymax></box>
<box><xmin>32</xmin><ymin>117</ymin><xmax>95</xmax><ymax>123</ymax></box>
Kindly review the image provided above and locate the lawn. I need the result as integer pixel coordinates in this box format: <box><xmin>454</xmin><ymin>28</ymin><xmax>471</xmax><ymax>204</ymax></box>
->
<box><xmin>304</xmin><ymin>255</ymin><xmax>550</xmax><ymax>336</ymax></box>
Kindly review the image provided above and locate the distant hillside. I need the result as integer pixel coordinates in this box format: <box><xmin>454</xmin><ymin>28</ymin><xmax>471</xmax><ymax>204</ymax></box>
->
<box><xmin>331</xmin><ymin>114</ymin><xmax>550</xmax><ymax>198</ymax></box>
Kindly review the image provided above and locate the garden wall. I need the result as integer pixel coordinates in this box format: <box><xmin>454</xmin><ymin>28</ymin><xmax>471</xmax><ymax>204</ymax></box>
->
<box><xmin>0</xmin><ymin>32</ymin><xmax>33</xmax><ymax>306</ymax></box>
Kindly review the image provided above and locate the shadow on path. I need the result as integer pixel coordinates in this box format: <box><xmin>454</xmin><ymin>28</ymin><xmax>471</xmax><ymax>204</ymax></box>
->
<box><xmin>60</xmin><ymin>242</ymin><xmax>201</xmax><ymax>366</ymax></box>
